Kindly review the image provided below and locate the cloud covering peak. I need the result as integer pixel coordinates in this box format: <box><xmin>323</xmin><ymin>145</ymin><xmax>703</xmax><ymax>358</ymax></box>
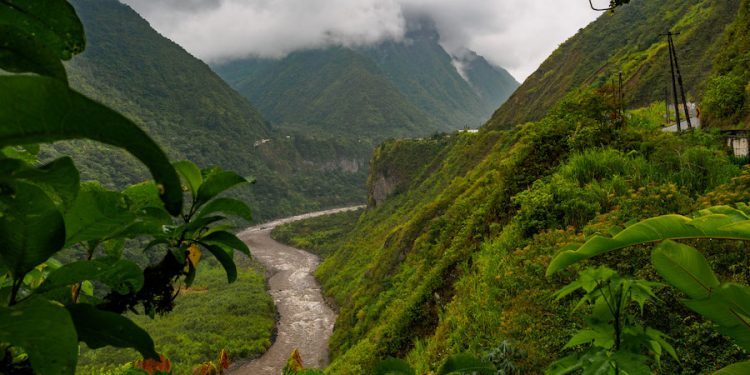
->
<box><xmin>121</xmin><ymin>0</ymin><xmax>599</xmax><ymax>80</ymax></box>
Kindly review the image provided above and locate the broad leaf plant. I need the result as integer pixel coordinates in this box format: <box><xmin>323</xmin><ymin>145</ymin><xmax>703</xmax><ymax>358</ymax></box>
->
<box><xmin>547</xmin><ymin>205</ymin><xmax>750</xmax><ymax>374</ymax></box>
<box><xmin>0</xmin><ymin>1</ymin><xmax>255</xmax><ymax>373</ymax></box>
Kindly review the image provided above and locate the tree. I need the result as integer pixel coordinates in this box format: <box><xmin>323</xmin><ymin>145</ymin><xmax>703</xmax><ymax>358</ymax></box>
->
<box><xmin>589</xmin><ymin>0</ymin><xmax>631</xmax><ymax>11</ymax></box>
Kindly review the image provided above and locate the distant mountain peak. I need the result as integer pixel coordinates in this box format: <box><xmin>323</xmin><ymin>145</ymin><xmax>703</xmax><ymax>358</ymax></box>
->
<box><xmin>403</xmin><ymin>14</ymin><xmax>440</xmax><ymax>42</ymax></box>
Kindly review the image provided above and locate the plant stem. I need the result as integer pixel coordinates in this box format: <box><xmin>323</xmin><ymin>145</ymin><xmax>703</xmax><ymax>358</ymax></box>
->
<box><xmin>9</xmin><ymin>277</ymin><xmax>22</xmax><ymax>306</ymax></box>
<box><xmin>612</xmin><ymin>283</ymin><xmax>624</xmax><ymax>375</ymax></box>
<box><xmin>72</xmin><ymin>243</ymin><xmax>97</xmax><ymax>304</ymax></box>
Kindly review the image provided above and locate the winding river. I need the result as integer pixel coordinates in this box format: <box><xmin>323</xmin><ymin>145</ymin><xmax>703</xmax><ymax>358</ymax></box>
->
<box><xmin>228</xmin><ymin>206</ymin><xmax>364</xmax><ymax>374</ymax></box>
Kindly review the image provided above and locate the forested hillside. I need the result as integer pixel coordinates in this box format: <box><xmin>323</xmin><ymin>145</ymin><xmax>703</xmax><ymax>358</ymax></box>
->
<box><xmin>214</xmin><ymin>17</ymin><xmax>518</xmax><ymax>140</ymax></box>
<box><xmin>490</xmin><ymin>0</ymin><xmax>740</xmax><ymax>128</ymax></box>
<box><xmin>50</xmin><ymin>0</ymin><xmax>370</xmax><ymax>221</ymax></box>
<box><xmin>270</xmin><ymin>1</ymin><xmax>750</xmax><ymax>373</ymax></box>
<box><xmin>214</xmin><ymin>48</ymin><xmax>440</xmax><ymax>140</ymax></box>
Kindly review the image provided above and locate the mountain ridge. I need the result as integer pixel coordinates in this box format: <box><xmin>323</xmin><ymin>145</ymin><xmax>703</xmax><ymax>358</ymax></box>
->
<box><xmin>488</xmin><ymin>0</ymin><xmax>740</xmax><ymax>129</ymax></box>
<box><xmin>213</xmin><ymin>17</ymin><xmax>519</xmax><ymax>139</ymax></box>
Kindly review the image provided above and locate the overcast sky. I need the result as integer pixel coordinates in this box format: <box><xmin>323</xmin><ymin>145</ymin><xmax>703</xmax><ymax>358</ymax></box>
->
<box><xmin>121</xmin><ymin>0</ymin><xmax>601</xmax><ymax>81</ymax></box>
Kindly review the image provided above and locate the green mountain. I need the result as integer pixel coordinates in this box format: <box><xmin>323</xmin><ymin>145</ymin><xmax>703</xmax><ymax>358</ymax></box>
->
<box><xmin>489</xmin><ymin>0</ymin><xmax>740</xmax><ymax>129</ymax></box>
<box><xmin>213</xmin><ymin>18</ymin><xmax>519</xmax><ymax>139</ymax></box>
<box><xmin>360</xmin><ymin>17</ymin><xmax>518</xmax><ymax>130</ymax></box>
<box><xmin>48</xmin><ymin>0</ymin><xmax>369</xmax><ymax>221</ymax></box>
<box><xmin>214</xmin><ymin>47</ymin><xmax>439</xmax><ymax>139</ymax></box>
<box><xmin>269</xmin><ymin>1</ymin><xmax>750</xmax><ymax>373</ymax></box>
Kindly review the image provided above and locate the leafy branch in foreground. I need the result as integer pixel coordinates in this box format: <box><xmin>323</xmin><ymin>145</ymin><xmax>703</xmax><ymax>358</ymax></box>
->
<box><xmin>0</xmin><ymin>1</ymin><xmax>256</xmax><ymax>373</ymax></box>
<box><xmin>547</xmin><ymin>204</ymin><xmax>750</xmax><ymax>374</ymax></box>
<box><xmin>374</xmin><ymin>353</ymin><xmax>496</xmax><ymax>375</ymax></box>
<box><xmin>547</xmin><ymin>267</ymin><xmax>675</xmax><ymax>375</ymax></box>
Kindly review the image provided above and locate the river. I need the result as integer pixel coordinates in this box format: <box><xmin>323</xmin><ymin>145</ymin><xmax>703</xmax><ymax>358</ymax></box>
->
<box><xmin>228</xmin><ymin>206</ymin><xmax>365</xmax><ymax>374</ymax></box>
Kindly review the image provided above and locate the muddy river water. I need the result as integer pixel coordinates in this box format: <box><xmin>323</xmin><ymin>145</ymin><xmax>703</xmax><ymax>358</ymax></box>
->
<box><xmin>229</xmin><ymin>206</ymin><xmax>364</xmax><ymax>374</ymax></box>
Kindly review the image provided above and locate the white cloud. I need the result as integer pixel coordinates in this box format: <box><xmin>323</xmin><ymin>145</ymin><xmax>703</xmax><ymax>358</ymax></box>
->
<box><xmin>121</xmin><ymin>0</ymin><xmax>599</xmax><ymax>81</ymax></box>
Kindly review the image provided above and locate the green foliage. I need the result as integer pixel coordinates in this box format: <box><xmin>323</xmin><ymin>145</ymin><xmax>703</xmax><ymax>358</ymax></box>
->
<box><xmin>289</xmin><ymin>85</ymin><xmax>742</xmax><ymax>373</ymax></box>
<box><xmin>374</xmin><ymin>354</ymin><xmax>497</xmax><ymax>375</ymax></box>
<box><xmin>271</xmin><ymin>210</ymin><xmax>361</xmax><ymax>258</ymax></box>
<box><xmin>0</xmin><ymin>297</ymin><xmax>78</xmax><ymax>374</ymax></box>
<box><xmin>652</xmin><ymin>241</ymin><xmax>750</xmax><ymax>353</ymax></box>
<box><xmin>67</xmin><ymin>304</ymin><xmax>157</xmax><ymax>360</ymax></box>
<box><xmin>490</xmin><ymin>0</ymin><xmax>739</xmax><ymax>128</ymax></box>
<box><xmin>547</xmin><ymin>267</ymin><xmax>674</xmax><ymax>374</ymax></box>
<box><xmin>702</xmin><ymin>73</ymin><xmax>747</xmax><ymax>126</ymax></box>
<box><xmin>702</xmin><ymin>0</ymin><xmax>750</xmax><ymax>129</ymax></box>
<box><xmin>437</xmin><ymin>353</ymin><xmax>497</xmax><ymax>375</ymax></box>
<box><xmin>76</xmin><ymin>266</ymin><xmax>275</xmax><ymax>374</ymax></box>
<box><xmin>547</xmin><ymin>205</ymin><xmax>750</xmax><ymax>275</ymax></box>
<box><xmin>375</xmin><ymin>358</ymin><xmax>415</xmax><ymax>375</ymax></box>
<box><xmin>0</xmin><ymin>5</ymin><xmax>262</xmax><ymax>374</ymax></box>
<box><xmin>547</xmin><ymin>206</ymin><xmax>750</xmax><ymax>373</ymax></box>
<box><xmin>0</xmin><ymin>76</ymin><xmax>182</xmax><ymax>214</ymax></box>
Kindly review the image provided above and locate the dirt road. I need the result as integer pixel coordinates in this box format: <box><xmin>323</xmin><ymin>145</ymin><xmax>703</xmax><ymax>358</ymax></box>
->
<box><xmin>229</xmin><ymin>206</ymin><xmax>364</xmax><ymax>374</ymax></box>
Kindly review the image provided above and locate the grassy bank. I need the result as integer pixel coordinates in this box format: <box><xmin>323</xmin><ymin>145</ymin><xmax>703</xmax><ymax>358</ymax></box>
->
<box><xmin>76</xmin><ymin>263</ymin><xmax>275</xmax><ymax>374</ymax></box>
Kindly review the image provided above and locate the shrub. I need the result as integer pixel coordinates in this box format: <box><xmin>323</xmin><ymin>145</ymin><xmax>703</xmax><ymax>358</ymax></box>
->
<box><xmin>702</xmin><ymin>73</ymin><xmax>747</xmax><ymax>127</ymax></box>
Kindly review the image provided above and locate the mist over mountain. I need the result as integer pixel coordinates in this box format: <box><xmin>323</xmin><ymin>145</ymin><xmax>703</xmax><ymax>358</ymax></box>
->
<box><xmin>213</xmin><ymin>16</ymin><xmax>519</xmax><ymax>139</ymax></box>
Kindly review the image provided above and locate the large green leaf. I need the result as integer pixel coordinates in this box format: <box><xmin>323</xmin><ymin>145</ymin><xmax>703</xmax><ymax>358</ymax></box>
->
<box><xmin>204</xmin><ymin>244</ymin><xmax>237</xmax><ymax>283</ymax></box>
<box><xmin>195</xmin><ymin>169</ymin><xmax>251</xmax><ymax>206</ymax></box>
<box><xmin>714</xmin><ymin>361</ymin><xmax>750</xmax><ymax>375</ymax></box>
<box><xmin>374</xmin><ymin>358</ymin><xmax>415</xmax><ymax>375</ymax></box>
<box><xmin>180</xmin><ymin>215</ymin><xmax>225</xmax><ymax>237</ymax></box>
<box><xmin>651</xmin><ymin>240</ymin><xmax>719</xmax><ymax>300</ymax></box>
<box><xmin>0</xmin><ymin>181</ymin><xmax>65</xmax><ymax>276</ymax></box>
<box><xmin>0</xmin><ymin>24</ymin><xmax>67</xmax><ymax>81</ymax></box>
<box><xmin>64</xmin><ymin>182</ymin><xmax>137</xmax><ymax>246</ymax></box>
<box><xmin>0</xmin><ymin>297</ymin><xmax>78</xmax><ymax>374</ymax></box>
<box><xmin>195</xmin><ymin>197</ymin><xmax>253</xmax><ymax>221</ymax></box>
<box><xmin>122</xmin><ymin>181</ymin><xmax>165</xmax><ymax>212</ymax></box>
<box><xmin>547</xmin><ymin>207</ymin><xmax>750</xmax><ymax>275</ymax></box>
<box><xmin>683</xmin><ymin>283</ymin><xmax>750</xmax><ymax>351</ymax></box>
<box><xmin>0</xmin><ymin>0</ymin><xmax>85</xmax><ymax>60</ymax></box>
<box><xmin>0</xmin><ymin>156</ymin><xmax>79</xmax><ymax>209</ymax></box>
<box><xmin>611</xmin><ymin>352</ymin><xmax>650</xmax><ymax>375</ymax></box>
<box><xmin>173</xmin><ymin>160</ymin><xmax>203</xmax><ymax>198</ymax></box>
<box><xmin>120</xmin><ymin>182</ymin><xmax>172</xmax><ymax>237</ymax></box>
<box><xmin>546</xmin><ymin>354</ymin><xmax>583</xmax><ymax>375</ymax></box>
<box><xmin>67</xmin><ymin>303</ymin><xmax>159</xmax><ymax>360</ymax></box>
<box><xmin>202</xmin><ymin>230</ymin><xmax>250</xmax><ymax>256</ymax></box>
<box><xmin>38</xmin><ymin>259</ymin><xmax>143</xmax><ymax>295</ymax></box>
<box><xmin>563</xmin><ymin>326</ymin><xmax>613</xmax><ymax>350</ymax></box>
<box><xmin>437</xmin><ymin>353</ymin><xmax>496</xmax><ymax>375</ymax></box>
<box><xmin>0</xmin><ymin>76</ymin><xmax>182</xmax><ymax>215</ymax></box>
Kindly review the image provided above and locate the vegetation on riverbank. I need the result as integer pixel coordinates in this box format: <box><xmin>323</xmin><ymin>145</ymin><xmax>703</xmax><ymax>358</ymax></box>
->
<box><xmin>76</xmin><ymin>264</ymin><xmax>275</xmax><ymax>374</ymax></box>
<box><xmin>272</xmin><ymin>210</ymin><xmax>363</xmax><ymax>259</ymax></box>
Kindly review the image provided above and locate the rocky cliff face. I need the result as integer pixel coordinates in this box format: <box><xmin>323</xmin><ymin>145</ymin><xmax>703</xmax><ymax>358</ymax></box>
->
<box><xmin>366</xmin><ymin>136</ymin><xmax>453</xmax><ymax>206</ymax></box>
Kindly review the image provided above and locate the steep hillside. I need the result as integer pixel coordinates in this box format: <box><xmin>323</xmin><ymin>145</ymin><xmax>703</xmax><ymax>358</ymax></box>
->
<box><xmin>51</xmin><ymin>0</ymin><xmax>368</xmax><ymax>221</ymax></box>
<box><xmin>214</xmin><ymin>18</ymin><xmax>518</xmax><ymax>139</ymax></box>
<box><xmin>270</xmin><ymin>2</ymin><xmax>750</xmax><ymax>373</ymax></box>
<box><xmin>282</xmin><ymin>91</ymin><xmax>746</xmax><ymax>374</ymax></box>
<box><xmin>490</xmin><ymin>0</ymin><xmax>740</xmax><ymax>129</ymax></box>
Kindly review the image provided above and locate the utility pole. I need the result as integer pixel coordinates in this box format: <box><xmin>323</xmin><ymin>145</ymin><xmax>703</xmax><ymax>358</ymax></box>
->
<box><xmin>664</xmin><ymin>31</ymin><xmax>682</xmax><ymax>132</ymax></box>
<box><xmin>619</xmin><ymin>71</ymin><xmax>624</xmax><ymax>118</ymax></box>
<box><xmin>661</xmin><ymin>31</ymin><xmax>692</xmax><ymax>131</ymax></box>
<box><xmin>668</xmin><ymin>32</ymin><xmax>692</xmax><ymax>129</ymax></box>
<box><xmin>665</xmin><ymin>86</ymin><xmax>670</xmax><ymax>126</ymax></box>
